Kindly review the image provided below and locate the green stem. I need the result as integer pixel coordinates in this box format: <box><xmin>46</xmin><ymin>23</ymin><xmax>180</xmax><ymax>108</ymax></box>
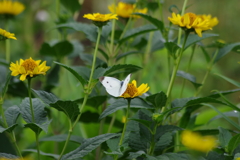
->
<box><xmin>148</xmin><ymin>123</ymin><xmax>158</xmax><ymax>155</ymax></box>
<box><xmin>5</xmin><ymin>22</ymin><xmax>10</xmax><ymax>62</ymax></box>
<box><xmin>162</xmin><ymin>31</ymin><xmax>189</xmax><ymax>112</ymax></box>
<box><xmin>11</xmin><ymin>131</ymin><xmax>23</xmax><ymax>159</ymax></box>
<box><xmin>56</xmin><ymin>0</ymin><xmax>60</xmax><ymax>17</ymax></box>
<box><xmin>107</xmin><ymin>113</ymin><xmax>116</xmax><ymax>133</ymax></box>
<box><xmin>158</xmin><ymin>0</ymin><xmax>164</xmax><ymax>22</ymax></box>
<box><xmin>114</xmin><ymin>99</ymin><xmax>131</xmax><ymax>160</ymax></box>
<box><xmin>180</xmin><ymin>44</ymin><xmax>196</xmax><ymax>97</ymax></box>
<box><xmin>0</xmin><ymin>98</ymin><xmax>7</xmax><ymax>127</ymax></box>
<box><xmin>177</xmin><ymin>0</ymin><xmax>188</xmax><ymax>45</ymax></box>
<box><xmin>58</xmin><ymin>119</ymin><xmax>72</xmax><ymax>160</ymax></box>
<box><xmin>58</xmin><ymin>27</ymin><xmax>102</xmax><ymax>159</ymax></box>
<box><xmin>27</xmin><ymin>78</ymin><xmax>35</xmax><ymax>122</ymax></box>
<box><xmin>194</xmin><ymin>49</ymin><xmax>219</xmax><ymax>96</ymax></box>
<box><xmin>143</xmin><ymin>32</ymin><xmax>154</xmax><ymax>66</ymax></box>
<box><xmin>36</xmin><ymin>134</ymin><xmax>40</xmax><ymax>160</ymax></box>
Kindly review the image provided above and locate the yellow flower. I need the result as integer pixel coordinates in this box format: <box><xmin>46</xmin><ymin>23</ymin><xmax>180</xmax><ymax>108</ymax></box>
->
<box><xmin>120</xmin><ymin>80</ymin><xmax>149</xmax><ymax>98</ymax></box>
<box><xmin>168</xmin><ymin>12</ymin><xmax>218</xmax><ymax>37</ymax></box>
<box><xmin>181</xmin><ymin>130</ymin><xmax>217</xmax><ymax>152</ymax></box>
<box><xmin>0</xmin><ymin>0</ymin><xmax>25</xmax><ymax>16</ymax></box>
<box><xmin>236</xmin><ymin>158</ymin><xmax>240</xmax><ymax>160</ymax></box>
<box><xmin>83</xmin><ymin>13</ymin><xmax>118</xmax><ymax>22</ymax></box>
<box><xmin>121</xmin><ymin>116</ymin><xmax>127</xmax><ymax>123</ymax></box>
<box><xmin>108</xmin><ymin>2</ymin><xmax>148</xmax><ymax>18</ymax></box>
<box><xmin>9</xmin><ymin>57</ymin><xmax>50</xmax><ymax>81</ymax></box>
<box><xmin>0</xmin><ymin>28</ymin><xmax>16</xmax><ymax>40</ymax></box>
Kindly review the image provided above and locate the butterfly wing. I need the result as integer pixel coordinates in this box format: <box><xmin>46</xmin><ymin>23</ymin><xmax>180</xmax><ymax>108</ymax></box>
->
<box><xmin>119</xmin><ymin>74</ymin><xmax>131</xmax><ymax>95</ymax></box>
<box><xmin>99</xmin><ymin>76</ymin><xmax>122</xmax><ymax>97</ymax></box>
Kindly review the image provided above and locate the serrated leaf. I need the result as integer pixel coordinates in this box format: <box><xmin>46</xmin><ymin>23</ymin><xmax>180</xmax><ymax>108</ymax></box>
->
<box><xmin>129</xmin><ymin>118</ymin><xmax>152</xmax><ymax>132</ymax></box>
<box><xmin>40</xmin><ymin>134</ymin><xmax>84</xmax><ymax>144</ymax></box>
<box><xmin>119</xmin><ymin>24</ymin><xmax>158</xmax><ymax>45</ymax></box>
<box><xmin>74</xmin><ymin>95</ymin><xmax>107</xmax><ymax>108</ymax></box>
<box><xmin>116</xmin><ymin>51</ymin><xmax>139</xmax><ymax>61</ymax></box>
<box><xmin>156</xmin><ymin>153</ymin><xmax>190</xmax><ymax>160</ymax></box>
<box><xmin>5</xmin><ymin>105</ymin><xmax>20</xmax><ymax>126</ymax></box>
<box><xmin>50</xmin><ymin>100</ymin><xmax>79</xmax><ymax>121</ymax></box>
<box><xmin>208</xmin><ymin>88</ymin><xmax>240</xmax><ymax>99</ymax></box>
<box><xmin>214</xmin><ymin>73</ymin><xmax>240</xmax><ymax>87</ymax></box>
<box><xmin>24</xmin><ymin>120</ymin><xmax>52</xmax><ymax>134</ymax></box>
<box><xmin>0</xmin><ymin>124</ymin><xmax>18</xmax><ymax>133</ymax></box>
<box><xmin>182</xmin><ymin>33</ymin><xmax>218</xmax><ymax>50</ymax></box>
<box><xmin>155</xmin><ymin>125</ymin><xmax>183</xmax><ymax>140</ymax></box>
<box><xmin>146</xmin><ymin>91</ymin><xmax>167</xmax><ymax>108</ymax></box>
<box><xmin>32</xmin><ymin>89</ymin><xmax>59</xmax><ymax>105</ymax></box>
<box><xmin>99</xmin><ymin>98</ymin><xmax>154</xmax><ymax>120</ymax></box>
<box><xmin>133</xmin><ymin>13</ymin><xmax>164</xmax><ymax>32</ymax></box>
<box><xmin>60</xmin><ymin>0</ymin><xmax>81</xmax><ymax>13</ymax></box>
<box><xmin>20</xmin><ymin>98</ymin><xmax>48</xmax><ymax>124</ymax></box>
<box><xmin>214</xmin><ymin>42</ymin><xmax>240</xmax><ymax>63</ymax></box>
<box><xmin>154</xmin><ymin>132</ymin><xmax>173</xmax><ymax>152</ymax></box>
<box><xmin>228</xmin><ymin>134</ymin><xmax>240</xmax><ymax>155</ymax></box>
<box><xmin>177</xmin><ymin>70</ymin><xmax>202</xmax><ymax>88</ymax></box>
<box><xmin>165</xmin><ymin>42</ymin><xmax>180</xmax><ymax>57</ymax></box>
<box><xmin>127</xmin><ymin>151</ymin><xmax>146</xmax><ymax>159</ymax></box>
<box><xmin>23</xmin><ymin>149</ymin><xmax>59</xmax><ymax>159</ymax></box>
<box><xmin>0</xmin><ymin>153</ymin><xmax>19</xmax><ymax>159</ymax></box>
<box><xmin>103</xmin><ymin>64</ymin><xmax>142</xmax><ymax>76</ymax></box>
<box><xmin>106</xmin><ymin>137</ymin><xmax>120</xmax><ymax>152</ymax></box>
<box><xmin>62</xmin><ymin>133</ymin><xmax>120</xmax><ymax>159</ymax></box>
<box><xmin>218</xmin><ymin>127</ymin><xmax>232</xmax><ymax>149</ymax></box>
<box><xmin>54</xmin><ymin>61</ymin><xmax>87</xmax><ymax>86</ymax></box>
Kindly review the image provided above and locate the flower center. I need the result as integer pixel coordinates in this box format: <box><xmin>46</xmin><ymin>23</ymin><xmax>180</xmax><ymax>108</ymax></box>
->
<box><xmin>21</xmin><ymin>59</ymin><xmax>37</xmax><ymax>72</ymax></box>
<box><xmin>95</xmin><ymin>14</ymin><xmax>105</xmax><ymax>20</ymax></box>
<box><xmin>122</xmin><ymin>83</ymin><xmax>138</xmax><ymax>97</ymax></box>
<box><xmin>185</xmin><ymin>13</ymin><xmax>197</xmax><ymax>25</ymax></box>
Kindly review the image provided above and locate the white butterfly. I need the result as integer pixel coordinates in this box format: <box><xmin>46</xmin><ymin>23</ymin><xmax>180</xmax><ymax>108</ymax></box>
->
<box><xmin>99</xmin><ymin>74</ymin><xmax>131</xmax><ymax>97</ymax></box>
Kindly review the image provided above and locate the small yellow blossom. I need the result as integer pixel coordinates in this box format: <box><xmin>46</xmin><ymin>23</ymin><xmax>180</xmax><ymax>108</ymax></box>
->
<box><xmin>236</xmin><ymin>158</ymin><xmax>240</xmax><ymax>160</ymax></box>
<box><xmin>0</xmin><ymin>0</ymin><xmax>25</xmax><ymax>16</ymax></box>
<box><xmin>9</xmin><ymin>57</ymin><xmax>50</xmax><ymax>81</ymax></box>
<box><xmin>121</xmin><ymin>80</ymin><xmax>149</xmax><ymax>98</ymax></box>
<box><xmin>108</xmin><ymin>2</ymin><xmax>147</xmax><ymax>18</ymax></box>
<box><xmin>83</xmin><ymin>13</ymin><xmax>118</xmax><ymax>22</ymax></box>
<box><xmin>168</xmin><ymin>12</ymin><xmax>218</xmax><ymax>37</ymax></box>
<box><xmin>0</xmin><ymin>28</ymin><xmax>16</xmax><ymax>40</ymax></box>
<box><xmin>181</xmin><ymin>130</ymin><xmax>217</xmax><ymax>152</ymax></box>
<box><xmin>121</xmin><ymin>116</ymin><xmax>127</xmax><ymax>123</ymax></box>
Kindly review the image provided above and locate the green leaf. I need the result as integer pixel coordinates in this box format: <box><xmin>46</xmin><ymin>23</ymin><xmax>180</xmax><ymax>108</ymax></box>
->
<box><xmin>0</xmin><ymin>124</ymin><xmax>18</xmax><ymax>133</ymax></box>
<box><xmin>20</xmin><ymin>98</ymin><xmax>48</xmax><ymax>124</ymax></box>
<box><xmin>0</xmin><ymin>59</ymin><xmax>9</xmax><ymax>66</ymax></box>
<box><xmin>129</xmin><ymin>118</ymin><xmax>152</xmax><ymax>132</ymax></box>
<box><xmin>210</xmin><ymin>111</ymin><xmax>238</xmax><ymax>123</ymax></box>
<box><xmin>214</xmin><ymin>42</ymin><xmax>240</xmax><ymax>63</ymax></box>
<box><xmin>40</xmin><ymin>41</ymin><xmax>73</xmax><ymax>58</ymax></box>
<box><xmin>127</xmin><ymin>151</ymin><xmax>146</xmax><ymax>159</ymax></box>
<box><xmin>44</xmin><ymin>63</ymin><xmax>60</xmax><ymax>91</ymax></box>
<box><xmin>32</xmin><ymin>89</ymin><xmax>59</xmax><ymax>105</ymax></box>
<box><xmin>133</xmin><ymin>13</ymin><xmax>164</xmax><ymax>32</ymax></box>
<box><xmin>228</xmin><ymin>133</ymin><xmax>240</xmax><ymax>155</ymax></box>
<box><xmin>62</xmin><ymin>133</ymin><xmax>120</xmax><ymax>159</ymax></box>
<box><xmin>23</xmin><ymin>149</ymin><xmax>59</xmax><ymax>159</ymax></box>
<box><xmin>24</xmin><ymin>120</ymin><xmax>52</xmax><ymax>134</ymax></box>
<box><xmin>103</xmin><ymin>64</ymin><xmax>142</xmax><ymax>76</ymax></box>
<box><xmin>208</xmin><ymin>88</ymin><xmax>240</xmax><ymax>99</ymax></box>
<box><xmin>218</xmin><ymin>127</ymin><xmax>232</xmax><ymax>149</ymax></box>
<box><xmin>54</xmin><ymin>61</ymin><xmax>87</xmax><ymax>86</ymax></box>
<box><xmin>204</xmin><ymin>103</ymin><xmax>240</xmax><ymax>131</ymax></box>
<box><xmin>183</xmin><ymin>33</ymin><xmax>219</xmax><ymax>50</ymax></box>
<box><xmin>116</xmin><ymin>51</ymin><xmax>139</xmax><ymax>61</ymax></box>
<box><xmin>106</xmin><ymin>137</ymin><xmax>120</xmax><ymax>152</ymax></box>
<box><xmin>1</xmin><ymin>71</ymin><xmax>11</xmax><ymax>98</ymax></box>
<box><xmin>164</xmin><ymin>42</ymin><xmax>180</xmax><ymax>57</ymax></box>
<box><xmin>119</xmin><ymin>24</ymin><xmax>158</xmax><ymax>45</ymax></box>
<box><xmin>214</xmin><ymin>73</ymin><xmax>240</xmax><ymax>87</ymax></box>
<box><xmin>146</xmin><ymin>91</ymin><xmax>167</xmax><ymax>108</ymax></box>
<box><xmin>200</xmin><ymin>46</ymin><xmax>211</xmax><ymax>63</ymax></box>
<box><xmin>40</xmin><ymin>134</ymin><xmax>84</xmax><ymax>144</ymax></box>
<box><xmin>156</xmin><ymin>153</ymin><xmax>190</xmax><ymax>160</ymax></box>
<box><xmin>154</xmin><ymin>132</ymin><xmax>173</xmax><ymax>152</ymax></box>
<box><xmin>49</xmin><ymin>100</ymin><xmax>79</xmax><ymax>121</ymax></box>
<box><xmin>177</xmin><ymin>70</ymin><xmax>202</xmax><ymax>89</ymax></box>
<box><xmin>74</xmin><ymin>96</ymin><xmax>107</xmax><ymax>108</ymax></box>
<box><xmin>0</xmin><ymin>153</ymin><xmax>19</xmax><ymax>159</ymax></box>
<box><xmin>5</xmin><ymin>105</ymin><xmax>20</xmax><ymax>126</ymax></box>
<box><xmin>99</xmin><ymin>98</ymin><xmax>154</xmax><ymax>120</ymax></box>
<box><xmin>60</xmin><ymin>0</ymin><xmax>81</xmax><ymax>13</ymax></box>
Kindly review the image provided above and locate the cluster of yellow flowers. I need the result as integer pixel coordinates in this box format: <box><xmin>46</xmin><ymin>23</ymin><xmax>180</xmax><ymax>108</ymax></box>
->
<box><xmin>168</xmin><ymin>12</ymin><xmax>218</xmax><ymax>37</ymax></box>
<box><xmin>181</xmin><ymin>130</ymin><xmax>217</xmax><ymax>152</ymax></box>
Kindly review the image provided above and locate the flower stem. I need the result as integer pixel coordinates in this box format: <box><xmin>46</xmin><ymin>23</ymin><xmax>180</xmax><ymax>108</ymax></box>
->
<box><xmin>163</xmin><ymin>31</ymin><xmax>189</xmax><ymax>112</ymax></box>
<box><xmin>194</xmin><ymin>49</ymin><xmax>219</xmax><ymax>96</ymax></box>
<box><xmin>180</xmin><ymin>44</ymin><xmax>196</xmax><ymax>97</ymax></box>
<box><xmin>177</xmin><ymin>0</ymin><xmax>188</xmax><ymax>45</ymax></box>
<box><xmin>148</xmin><ymin>123</ymin><xmax>158</xmax><ymax>155</ymax></box>
<box><xmin>5</xmin><ymin>22</ymin><xmax>10</xmax><ymax>62</ymax></box>
<box><xmin>36</xmin><ymin>134</ymin><xmax>40</xmax><ymax>160</ymax></box>
<box><xmin>27</xmin><ymin>78</ymin><xmax>35</xmax><ymax>122</ymax></box>
<box><xmin>58</xmin><ymin>27</ymin><xmax>103</xmax><ymax>159</ymax></box>
<box><xmin>107</xmin><ymin>113</ymin><xmax>116</xmax><ymax>133</ymax></box>
<box><xmin>114</xmin><ymin>99</ymin><xmax>131</xmax><ymax>160</ymax></box>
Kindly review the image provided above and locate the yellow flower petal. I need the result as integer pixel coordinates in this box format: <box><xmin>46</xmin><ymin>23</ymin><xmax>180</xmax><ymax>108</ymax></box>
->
<box><xmin>121</xmin><ymin>80</ymin><xmax>149</xmax><ymax>98</ymax></box>
<box><xmin>0</xmin><ymin>28</ymin><xmax>17</xmax><ymax>40</ymax></box>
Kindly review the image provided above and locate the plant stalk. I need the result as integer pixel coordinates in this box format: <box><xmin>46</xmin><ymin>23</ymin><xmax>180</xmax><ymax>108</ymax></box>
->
<box><xmin>27</xmin><ymin>78</ymin><xmax>35</xmax><ymax>122</ymax></box>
